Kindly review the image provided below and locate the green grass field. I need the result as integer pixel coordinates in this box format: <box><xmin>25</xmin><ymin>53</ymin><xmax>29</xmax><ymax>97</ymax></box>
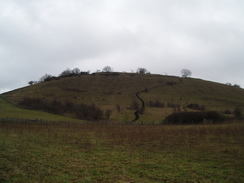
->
<box><xmin>1</xmin><ymin>122</ymin><xmax>243</xmax><ymax>182</ymax></box>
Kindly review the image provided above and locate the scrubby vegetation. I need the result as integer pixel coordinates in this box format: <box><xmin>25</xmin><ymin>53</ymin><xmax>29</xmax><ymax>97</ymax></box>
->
<box><xmin>164</xmin><ymin>111</ymin><xmax>225</xmax><ymax>124</ymax></box>
<box><xmin>0</xmin><ymin>96</ymin><xmax>82</xmax><ymax>122</ymax></box>
<box><xmin>19</xmin><ymin>97</ymin><xmax>103</xmax><ymax>121</ymax></box>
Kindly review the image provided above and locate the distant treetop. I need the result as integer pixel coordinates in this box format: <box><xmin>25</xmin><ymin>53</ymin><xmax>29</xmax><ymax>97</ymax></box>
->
<box><xmin>181</xmin><ymin>69</ymin><xmax>192</xmax><ymax>78</ymax></box>
<box><xmin>103</xmin><ymin>66</ymin><xmax>113</xmax><ymax>72</ymax></box>
<box><xmin>137</xmin><ymin>68</ymin><xmax>150</xmax><ymax>74</ymax></box>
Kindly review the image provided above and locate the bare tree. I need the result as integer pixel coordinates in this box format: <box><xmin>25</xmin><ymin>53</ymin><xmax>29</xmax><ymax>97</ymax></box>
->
<box><xmin>39</xmin><ymin>74</ymin><xmax>53</xmax><ymax>82</ymax></box>
<box><xmin>103</xmin><ymin>66</ymin><xmax>113</xmax><ymax>72</ymax></box>
<box><xmin>137</xmin><ymin>68</ymin><xmax>148</xmax><ymax>74</ymax></box>
<box><xmin>59</xmin><ymin>68</ymin><xmax>72</xmax><ymax>77</ymax></box>
<box><xmin>28</xmin><ymin>81</ymin><xmax>35</xmax><ymax>85</ymax></box>
<box><xmin>181</xmin><ymin>69</ymin><xmax>192</xmax><ymax>78</ymax></box>
<box><xmin>72</xmin><ymin>68</ymin><xmax>80</xmax><ymax>75</ymax></box>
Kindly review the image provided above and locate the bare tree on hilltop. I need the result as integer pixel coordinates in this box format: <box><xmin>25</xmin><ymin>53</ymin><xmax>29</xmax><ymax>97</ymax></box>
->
<box><xmin>137</xmin><ymin>68</ymin><xmax>149</xmax><ymax>74</ymax></box>
<box><xmin>181</xmin><ymin>68</ymin><xmax>192</xmax><ymax>78</ymax></box>
<box><xmin>59</xmin><ymin>68</ymin><xmax>72</xmax><ymax>77</ymax></box>
<box><xmin>72</xmin><ymin>68</ymin><xmax>80</xmax><ymax>74</ymax></box>
<box><xmin>39</xmin><ymin>74</ymin><xmax>53</xmax><ymax>82</ymax></box>
<box><xmin>103</xmin><ymin>66</ymin><xmax>113</xmax><ymax>72</ymax></box>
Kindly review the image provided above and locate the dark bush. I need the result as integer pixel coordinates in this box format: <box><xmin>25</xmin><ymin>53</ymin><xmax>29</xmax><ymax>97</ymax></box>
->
<box><xmin>28</xmin><ymin>81</ymin><xmax>35</xmax><ymax>85</ymax></box>
<box><xmin>39</xmin><ymin>74</ymin><xmax>53</xmax><ymax>82</ymax></box>
<box><xmin>75</xmin><ymin>103</ymin><xmax>103</xmax><ymax>121</ymax></box>
<box><xmin>19</xmin><ymin>97</ymin><xmax>45</xmax><ymax>110</ymax></box>
<box><xmin>19</xmin><ymin>97</ymin><xmax>104</xmax><ymax>121</ymax></box>
<box><xmin>44</xmin><ymin>76</ymin><xmax>55</xmax><ymax>82</ymax></box>
<box><xmin>137</xmin><ymin>68</ymin><xmax>148</xmax><ymax>74</ymax></box>
<box><xmin>48</xmin><ymin>99</ymin><xmax>64</xmax><ymax>113</ymax></box>
<box><xmin>80</xmin><ymin>71</ymin><xmax>90</xmax><ymax>75</ymax></box>
<box><xmin>164</xmin><ymin>111</ymin><xmax>224</xmax><ymax>124</ymax></box>
<box><xmin>166</xmin><ymin>81</ymin><xmax>177</xmax><ymax>85</ymax></box>
<box><xmin>233</xmin><ymin>84</ymin><xmax>240</xmax><ymax>88</ymax></box>
<box><xmin>59</xmin><ymin>68</ymin><xmax>87</xmax><ymax>78</ymax></box>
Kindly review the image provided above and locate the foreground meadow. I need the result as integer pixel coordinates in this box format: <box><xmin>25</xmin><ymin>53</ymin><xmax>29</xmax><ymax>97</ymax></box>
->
<box><xmin>0</xmin><ymin>122</ymin><xmax>244</xmax><ymax>182</ymax></box>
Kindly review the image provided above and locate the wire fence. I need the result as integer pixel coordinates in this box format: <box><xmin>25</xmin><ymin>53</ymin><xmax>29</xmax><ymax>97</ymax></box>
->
<box><xmin>0</xmin><ymin>118</ymin><xmax>87</xmax><ymax>126</ymax></box>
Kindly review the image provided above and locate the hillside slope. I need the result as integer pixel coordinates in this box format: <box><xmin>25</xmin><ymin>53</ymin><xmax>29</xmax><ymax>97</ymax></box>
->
<box><xmin>2</xmin><ymin>73</ymin><xmax>244</xmax><ymax>123</ymax></box>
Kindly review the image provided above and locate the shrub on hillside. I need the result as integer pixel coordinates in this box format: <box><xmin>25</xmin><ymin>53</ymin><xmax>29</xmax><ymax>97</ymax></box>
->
<box><xmin>137</xmin><ymin>68</ymin><xmax>148</xmax><ymax>74</ymax></box>
<box><xmin>164</xmin><ymin>111</ymin><xmax>224</xmax><ymax>124</ymax></box>
<box><xmin>19</xmin><ymin>97</ymin><xmax>104</xmax><ymax>121</ymax></box>
<box><xmin>59</xmin><ymin>68</ymin><xmax>87</xmax><ymax>78</ymax></box>
<box><xmin>75</xmin><ymin>103</ymin><xmax>103</xmax><ymax>121</ymax></box>
<box><xmin>39</xmin><ymin>74</ymin><xmax>54</xmax><ymax>82</ymax></box>
<box><xmin>166</xmin><ymin>81</ymin><xmax>177</xmax><ymax>86</ymax></box>
<box><xmin>19</xmin><ymin>97</ymin><xmax>46</xmax><ymax>110</ymax></box>
<box><xmin>80</xmin><ymin>71</ymin><xmax>90</xmax><ymax>75</ymax></box>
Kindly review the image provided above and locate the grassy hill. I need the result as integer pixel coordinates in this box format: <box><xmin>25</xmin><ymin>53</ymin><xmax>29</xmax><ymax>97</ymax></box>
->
<box><xmin>2</xmin><ymin>72</ymin><xmax>244</xmax><ymax>123</ymax></box>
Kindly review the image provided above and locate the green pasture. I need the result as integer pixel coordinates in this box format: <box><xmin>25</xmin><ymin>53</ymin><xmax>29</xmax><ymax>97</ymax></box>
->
<box><xmin>0</xmin><ymin>122</ymin><xmax>244</xmax><ymax>182</ymax></box>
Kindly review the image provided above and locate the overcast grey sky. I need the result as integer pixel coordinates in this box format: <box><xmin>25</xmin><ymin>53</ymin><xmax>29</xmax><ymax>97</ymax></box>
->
<box><xmin>1</xmin><ymin>0</ymin><xmax>244</xmax><ymax>93</ymax></box>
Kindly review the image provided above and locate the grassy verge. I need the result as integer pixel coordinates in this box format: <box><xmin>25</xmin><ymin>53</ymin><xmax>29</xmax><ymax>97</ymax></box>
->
<box><xmin>0</xmin><ymin>122</ymin><xmax>244</xmax><ymax>182</ymax></box>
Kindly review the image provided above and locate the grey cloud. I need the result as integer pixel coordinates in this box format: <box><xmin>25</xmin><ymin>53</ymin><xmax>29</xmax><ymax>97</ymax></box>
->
<box><xmin>0</xmin><ymin>0</ymin><xmax>244</xmax><ymax>93</ymax></box>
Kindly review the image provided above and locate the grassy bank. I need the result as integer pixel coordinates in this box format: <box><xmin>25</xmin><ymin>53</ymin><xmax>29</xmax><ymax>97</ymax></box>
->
<box><xmin>1</xmin><ymin>122</ymin><xmax>243</xmax><ymax>182</ymax></box>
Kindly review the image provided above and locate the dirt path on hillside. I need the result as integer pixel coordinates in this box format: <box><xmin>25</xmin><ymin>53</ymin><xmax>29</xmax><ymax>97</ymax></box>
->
<box><xmin>132</xmin><ymin>92</ymin><xmax>145</xmax><ymax>121</ymax></box>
